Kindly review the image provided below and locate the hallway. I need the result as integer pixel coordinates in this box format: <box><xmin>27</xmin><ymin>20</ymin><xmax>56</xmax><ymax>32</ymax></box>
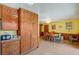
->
<box><xmin>28</xmin><ymin>40</ymin><xmax>79</xmax><ymax>55</ymax></box>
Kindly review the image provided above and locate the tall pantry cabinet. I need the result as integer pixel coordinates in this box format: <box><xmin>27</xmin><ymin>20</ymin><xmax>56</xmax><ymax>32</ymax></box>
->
<box><xmin>0</xmin><ymin>5</ymin><xmax>1</xmax><ymax>55</ymax></box>
<box><xmin>0</xmin><ymin>4</ymin><xmax>38</xmax><ymax>55</ymax></box>
<box><xmin>31</xmin><ymin>13</ymin><xmax>38</xmax><ymax>49</ymax></box>
<box><xmin>18</xmin><ymin>8</ymin><xmax>38</xmax><ymax>54</ymax></box>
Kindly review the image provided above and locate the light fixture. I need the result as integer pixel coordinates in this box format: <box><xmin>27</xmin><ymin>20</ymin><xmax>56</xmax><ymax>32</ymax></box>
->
<box><xmin>46</xmin><ymin>20</ymin><xmax>51</xmax><ymax>23</ymax></box>
<box><xmin>45</xmin><ymin>17</ymin><xmax>51</xmax><ymax>23</ymax></box>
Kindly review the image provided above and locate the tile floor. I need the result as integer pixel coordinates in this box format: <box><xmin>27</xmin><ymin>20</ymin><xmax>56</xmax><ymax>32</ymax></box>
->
<box><xmin>28</xmin><ymin>40</ymin><xmax>79</xmax><ymax>55</ymax></box>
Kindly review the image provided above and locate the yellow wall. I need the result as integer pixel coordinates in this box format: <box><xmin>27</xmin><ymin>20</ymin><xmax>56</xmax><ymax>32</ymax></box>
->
<box><xmin>41</xmin><ymin>25</ymin><xmax>44</xmax><ymax>32</ymax></box>
<box><xmin>41</xmin><ymin>19</ymin><xmax>79</xmax><ymax>34</ymax></box>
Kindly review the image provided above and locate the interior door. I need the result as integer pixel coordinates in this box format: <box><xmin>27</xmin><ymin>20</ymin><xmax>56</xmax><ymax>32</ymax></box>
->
<box><xmin>44</xmin><ymin>25</ymin><xmax>49</xmax><ymax>33</ymax></box>
<box><xmin>40</xmin><ymin>24</ymin><xmax>43</xmax><ymax>36</ymax></box>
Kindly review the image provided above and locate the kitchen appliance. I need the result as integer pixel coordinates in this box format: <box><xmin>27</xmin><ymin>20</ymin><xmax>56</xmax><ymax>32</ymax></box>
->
<box><xmin>1</xmin><ymin>34</ymin><xmax>11</xmax><ymax>40</ymax></box>
<box><xmin>0</xmin><ymin>31</ymin><xmax>17</xmax><ymax>41</ymax></box>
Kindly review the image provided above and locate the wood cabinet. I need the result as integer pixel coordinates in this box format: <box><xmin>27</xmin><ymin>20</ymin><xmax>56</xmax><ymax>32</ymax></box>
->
<box><xmin>1</xmin><ymin>40</ymin><xmax>20</xmax><ymax>55</ymax></box>
<box><xmin>18</xmin><ymin>8</ymin><xmax>38</xmax><ymax>54</ymax></box>
<box><xmin>19</xmin><ymin>9</ymin><xmax>31</xmax><ymax>54</ymax></box>
<box><xmin>62</xmin><ymin>33</ymin><xmax>69</xmax><ymax>40</ymax></box>
<box><xmin>31</xmin><ymin>13</ymin><xmax>38</xmax><ymax>48</ymax></box>
<box><xmin>0</xmin><ymin>5</ymin><xmax>2</xmax><ymax>29</ymax></box>
<box><xmin>0</xmin><ymin>4</ymin><xmax>38</xmax><ymax>55</ymax></box>
<box><xmin>0</xmin><ymin>4</ymin><xmax>18</xmax><ymax>30</ymax></box>
<box><xmin>0</xmin><ymin>4</ymin><xmax>19</xmax><ymax>55</ymax></box>
<box><xmin>0</xmin><ymin>42</ymin><xmax>1</xmax><ymax>55</ymax></box>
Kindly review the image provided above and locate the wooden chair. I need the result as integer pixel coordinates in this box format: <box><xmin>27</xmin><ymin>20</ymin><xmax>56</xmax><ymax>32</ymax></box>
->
<box><xmin>43</xmin><ymin>32</ymin><xmax>51</xmax><ymax>41</ymax></box>
<box><xmin>69</xmin><ymin>34</ymin><xmax>78</xmax><ymax>42</ymax></box>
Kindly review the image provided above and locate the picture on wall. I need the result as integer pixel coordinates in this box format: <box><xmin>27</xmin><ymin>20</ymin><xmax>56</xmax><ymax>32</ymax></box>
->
<box><xmin>65</xmin><ymin>22</ymin><xmax>72</xmax><ymax>31</ymax></box>
<box><xmin>52</xmin><ymin>25</ymin><xmax>56</xmax><ymax>29</ymax></box>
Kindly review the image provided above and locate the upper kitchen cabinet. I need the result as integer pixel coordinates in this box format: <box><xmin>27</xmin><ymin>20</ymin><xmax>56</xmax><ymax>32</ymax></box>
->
<box><xmin>0</xmin><ymin>5</ymin><xmax>2</xmax><ymax>29</ymax></box>
<box><xmin>0</xmin><ymin>4</ymin><xmax>18</xmax><ymax>30</ymax></box>
<box><xmin>0</xmin><ymin>5</ymin><xmax>2</xmax><ymax>19</ymax></box>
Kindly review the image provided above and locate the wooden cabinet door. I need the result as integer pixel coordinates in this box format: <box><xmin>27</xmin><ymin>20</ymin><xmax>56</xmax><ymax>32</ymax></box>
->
<box><xmin>2</xmin><ymin>5</ymin><xmax>18</xmax><ymax>30</ymax></box>
<box><xmin>0</xmin><ymin>42</ymin><xmax>1</xmax><ymax>55</ymax></box>
<box><xmin>30</xmin><ymin>12</ymin><xmax>34</xmax><ymax>49</ymax></box>
<box><xmin>0</xmin><ymin>4</ymin><xmax>2</xmax><ymax>19</ymax></box>
<box><xmin>21</xmin><ymin>33</ymin><xmax>31</xmax><ymax>54</ymax></box>
<box><xmin>33</xmin><ymin>14</ymin><xmax>38</xmax><ymax>48</ymax></box>
<box><xmin>2</xmin><ymin>40</ymin><xmax>20</xmax><ymax>55</ymax></box>
<box><xmin>19</xmin><ymin>9</ymin><xmax>31</xmax><ymax>54</ymax></box>
<box><xmin>2</xmin><ymin>43</ymin><xmax>11</xmax><ymax>55</ymax></box>
<box><xmin>10</xmin><ymin>40</ymin><xmax>20</xmax><ymax>55</ymax></box>
<box><xmin>0</xmin><ymin>4</ymin><xmax>2</xmax><ymax>29</ymax></box>
<box><xmin>31</xmin><ymin>13</ymin><xmax>38</xmax><ymax>48</ymax></box>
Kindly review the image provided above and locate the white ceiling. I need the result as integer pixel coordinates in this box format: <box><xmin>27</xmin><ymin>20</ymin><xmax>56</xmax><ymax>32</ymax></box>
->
<box><xmin>2</xmin><ymin>3</ymin><xmax>79</xmax><ymax>22</ymax></box>
<box><xmin>37</xmin><ymin>3</ymin><xmax>79</xmax><ymax>22</ymax></box>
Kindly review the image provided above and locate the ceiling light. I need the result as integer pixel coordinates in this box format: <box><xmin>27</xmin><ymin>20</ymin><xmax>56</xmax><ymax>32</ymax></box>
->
<box><xmin>45</xmin><ymin>17</ymin><xmax>51</xmax><ymax>23</ymax></box>
<box><xmin>46</xmin><ymin>20</ymin><xmax>51</xmax><ymax>23</ymax></box>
